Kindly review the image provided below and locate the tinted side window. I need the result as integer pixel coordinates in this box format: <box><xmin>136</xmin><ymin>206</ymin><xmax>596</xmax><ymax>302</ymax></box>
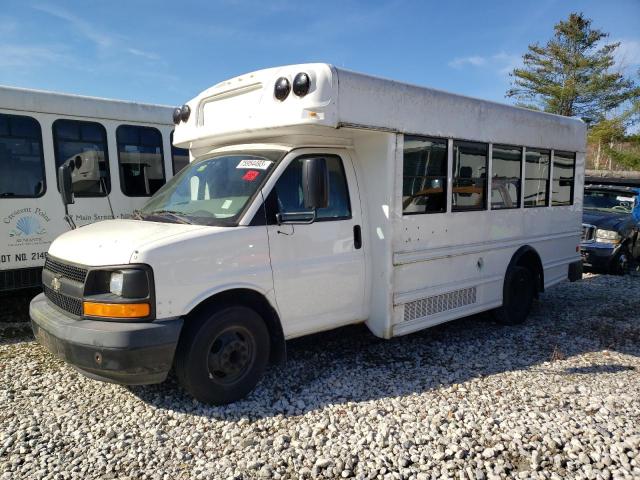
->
<box><xmin>117</xmin><ymin>125</ymin><xmax>165</xmax><ymax>196</ymax></box>
<box><xmin>452</xmin><ymin>140</ymin><xmax>488</xmax><ymax>211</ymax></box>
<box><xmin>170</xmin><ymin>131</ymin><xmax>189</xmax><ymax>175</ymax></box>
<box><xmin>402</xmin><ymin>136</ymin><xmax>447</xmax><ymax>214</ymax></box>
<box><xmin>272</xmin><ymin>155</ymin><xmax>351</xmax><ymax>221</ymax></box>
<box><xmin>53</xmin><ymin>119</ymin><xmax>110</xmax><ymax>197</ymax></box>
<box><xmin>552</xmin><ymin>151</ymin><xmax>575</xmax><ymax>206</ymax></box>
<box><xmin>0</xmin><ymin>114</ymin><xmax>45</xmax><ymax>198</ymax></box>
<box><xmin>491</xmin><ymin>145</ymin><xmax>522</xmax><ymax>209</ymax></box>
<box><xmin>524</xmin><ymin>148</ymin><xmax>550</xmax><ymax>207</ymax></box>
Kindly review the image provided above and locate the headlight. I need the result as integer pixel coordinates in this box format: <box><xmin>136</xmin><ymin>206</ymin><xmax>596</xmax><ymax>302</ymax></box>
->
<box><xmin>109</xmin><ymin>272</ymin><xmax>124</xmax><ymax>296</ymax></box>
<box><xmin>595</xmin><ymin>229</ymin><xmax>621</xmax><ymax>244</ymax></box>
<box><xmin>84</xmin><ymin>267</ymin><xmax>153</xmax><ymax>320</ymax></box>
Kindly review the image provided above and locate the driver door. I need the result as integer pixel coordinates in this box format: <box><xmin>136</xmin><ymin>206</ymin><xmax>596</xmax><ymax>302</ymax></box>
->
<box><xmin>264</xmin><ymin>150</ymin><xmax>366</xmax><ymax>338</ymax></box>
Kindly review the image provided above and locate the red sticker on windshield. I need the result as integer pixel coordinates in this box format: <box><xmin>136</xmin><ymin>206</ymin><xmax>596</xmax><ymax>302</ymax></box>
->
<box><xmin>242</xmin><ymin>170</ymin><xmax>260</xmax><ymax>181</ymax></box>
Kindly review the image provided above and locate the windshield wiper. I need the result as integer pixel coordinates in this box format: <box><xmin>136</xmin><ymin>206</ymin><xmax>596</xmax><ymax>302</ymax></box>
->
<box><xmin>144</xmin><ymin>210</ymin><xmax>193</xmax><ymax>224</ymax></box>
<box><xmin>0</xmin><ymin>192</ymin><xmax>16</xmax><ymax>197</ymax></box>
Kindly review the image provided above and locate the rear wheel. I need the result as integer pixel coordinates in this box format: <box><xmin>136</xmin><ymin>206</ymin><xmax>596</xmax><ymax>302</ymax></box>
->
<box><xmin>175</xmin><ymin>305</ymin><xmax>270</xmax><ymax>405</ymax></box>
<box><xmin>492</xmin><ymin>266</ymin><xmax>535</xmax><ymax>325</ymax></box>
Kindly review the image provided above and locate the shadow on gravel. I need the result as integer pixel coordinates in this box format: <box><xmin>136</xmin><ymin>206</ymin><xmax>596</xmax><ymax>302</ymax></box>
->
<box><xmin>0</xmin><ymin>288</ymin><xmax>39</xmax><ymax>323</ymax></box>
<box><xmin>129</xmin><ymin>274</ymin><xmax>640</xmax><ymax>420</ymax></box>
<box><xmin>0</xmin><ymin>288</ymin><xmax>38</xmax><ymax>343</ymax></box>
<box><xmin>563</xmin><ymin>364</ymin><xmax>636</xmax><ymax>375</ymax></box>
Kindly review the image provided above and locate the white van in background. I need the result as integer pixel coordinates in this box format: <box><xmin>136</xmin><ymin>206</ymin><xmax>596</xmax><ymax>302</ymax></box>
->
<box><xmin>0</xmin><ymin>86</ymin><xmax>189</xmax><ymax>292</ymax></box>
<box><xmin>30</xmin><ymin>64</ymin><xmax>585</xmax><ymax>404</ymax></box>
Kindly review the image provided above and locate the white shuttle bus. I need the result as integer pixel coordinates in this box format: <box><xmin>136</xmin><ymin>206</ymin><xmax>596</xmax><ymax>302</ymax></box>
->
<box><xmin>30</xmin><ymin>64</ymin><xmax>585</xmax><ymax>404</ymax></box>
<box><xmin>0</xmin><ymin>86</ymin><xmax>188</xmax><ymax>293</ymax></box>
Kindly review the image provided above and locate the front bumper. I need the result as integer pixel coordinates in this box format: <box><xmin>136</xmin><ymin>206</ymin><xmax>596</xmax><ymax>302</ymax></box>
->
<box><xmin>580</xmin><ymin>242</ymin><xmax>618</xmax><ymax>270</ymax></box>
<box><xmin>30</xmin><ymin>293</ymin><xmax>183</xmax><ymax>385</ymax></box>
<box><xmin>568</xmin><ymin>260</ymin><xmax>583</xmax><ymax>282</ymax></box>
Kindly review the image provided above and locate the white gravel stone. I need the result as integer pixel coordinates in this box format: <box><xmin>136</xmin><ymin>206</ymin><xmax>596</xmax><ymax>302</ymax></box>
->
<box><xmin>1</xmin><ymin>273</ymin><xmax>640</xmax><ymax>479</ymax></box>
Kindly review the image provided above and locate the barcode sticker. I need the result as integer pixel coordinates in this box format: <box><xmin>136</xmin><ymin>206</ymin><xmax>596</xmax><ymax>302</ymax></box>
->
<box><xmin>236</xmin><ymin>159</ymin><xmax>272</xmax><ymax>170</ymax></box>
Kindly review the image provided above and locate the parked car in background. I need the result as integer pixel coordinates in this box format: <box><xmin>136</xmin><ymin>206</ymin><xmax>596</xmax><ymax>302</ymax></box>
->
<box><xmin>581</xmin><ymin>183</ymin><xmax>640</xmax><ymax>274</ymax></box>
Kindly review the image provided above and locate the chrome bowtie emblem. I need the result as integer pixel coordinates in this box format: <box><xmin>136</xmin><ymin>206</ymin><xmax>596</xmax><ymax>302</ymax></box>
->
<box><xmin>51</xmin><ymin>276</ymin><xmax>62</xmax><ymax>292</ymax></box>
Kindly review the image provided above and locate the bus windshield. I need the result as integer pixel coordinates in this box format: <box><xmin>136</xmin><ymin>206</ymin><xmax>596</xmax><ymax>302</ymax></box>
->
<box><xmin>583</xmin><ymin>189</ymin><xmax>636</xmax><ymax>214</ymax></box>
<box><xmin>140</xmin><ymin>150</ymin><xmax>284</xmax><ymax>226</ymax></box>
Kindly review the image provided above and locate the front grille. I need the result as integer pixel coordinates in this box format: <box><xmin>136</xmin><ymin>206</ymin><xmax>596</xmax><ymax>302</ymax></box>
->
<box><xmin>42</xmin><ymin>256</ymin><xmax>87</xmax><ymax>316</ymax></box>
<box><xmin>581</xmin><ymin>224</ymin><xmax>596</xmax><ymax>242</ymax></box>
<box><xmin>43</xmin><ymin>285</ymin><xmax>82</xmax><ymax>316</ymax></box>
<box><xmin>44</xmin><ymin>256</ymin><xmax>88</xmax><ymax>283</ymax></box>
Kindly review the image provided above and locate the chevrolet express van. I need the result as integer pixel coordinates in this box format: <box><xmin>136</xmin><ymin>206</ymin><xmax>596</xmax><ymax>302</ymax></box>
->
<box><xmin>30</xmin><ymin>64</ymin><xmax>585</xmax><ymax>404</ymax></box>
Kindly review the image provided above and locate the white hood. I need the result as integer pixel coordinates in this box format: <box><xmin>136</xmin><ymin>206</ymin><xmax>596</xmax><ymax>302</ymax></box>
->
<box><xmin>48</xmin><ymin>219</ymin><xmax>209</xmax><ymax>266</ymax></box>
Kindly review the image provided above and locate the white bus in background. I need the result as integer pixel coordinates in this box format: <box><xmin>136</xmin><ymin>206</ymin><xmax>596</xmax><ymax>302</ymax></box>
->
<box><xmin>0</xmin><ymin>86</ymin><xmax>189</xmax><ymax>292</ymax></box>
<box><xmin>30</xmin><ymin>64</ymin><xmax>586</xmax><ymax>404</ymax></box>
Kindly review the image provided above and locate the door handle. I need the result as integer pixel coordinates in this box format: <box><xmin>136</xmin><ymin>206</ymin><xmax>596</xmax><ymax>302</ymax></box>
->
<box><xmin>353</xmin><ymin>225</ymin><xmax>362</xmax><ymax>249</ymax></box>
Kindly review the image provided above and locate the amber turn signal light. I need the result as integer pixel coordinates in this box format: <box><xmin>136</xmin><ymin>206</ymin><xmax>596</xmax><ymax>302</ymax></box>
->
<box><xmin>83</xmin><ymin>302</ymin><xmax>150</xmax><ymax>318</ymax></box>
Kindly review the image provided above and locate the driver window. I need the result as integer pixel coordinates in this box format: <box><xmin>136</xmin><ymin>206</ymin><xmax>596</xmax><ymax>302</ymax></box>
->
<box><xmin>272</xmin><ymin>155</ymin><xmax>351</xmax><ymax>221</ymax></box>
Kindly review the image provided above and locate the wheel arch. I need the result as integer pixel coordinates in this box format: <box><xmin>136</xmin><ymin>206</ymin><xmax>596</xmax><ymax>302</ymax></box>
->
<box><xmin>185</xmin><ymin>288</ymin><xmax>286</xmax><ymax>365</ymax></box>
<box><xmin>507</xmin><ymin>246</ymin><xmax>544</xmax><ymax>297</ymax></box>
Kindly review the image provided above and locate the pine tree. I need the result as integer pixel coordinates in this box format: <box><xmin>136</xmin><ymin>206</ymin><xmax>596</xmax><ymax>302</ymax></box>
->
<box><xmin>507</xmin><ymin>13</ymin><xmax>639</xmax><ymax>124</ymax></box>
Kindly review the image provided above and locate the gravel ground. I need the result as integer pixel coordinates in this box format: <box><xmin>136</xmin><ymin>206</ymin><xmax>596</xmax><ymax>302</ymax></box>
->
<box><xmin>1</xmin><ymin>273</ymin><xmax>639</xmax><ymax>480</ymax></box>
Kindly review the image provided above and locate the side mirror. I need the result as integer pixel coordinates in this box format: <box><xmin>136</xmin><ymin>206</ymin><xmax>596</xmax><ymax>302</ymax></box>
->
<box><xmin>58</xmin><ymin>163</ymin><xmax>75</xmax><ymax>206</ymax></box>
<box><xmin>302</xmin><ymin>157</ymin><xmax>329</xmax><ymax>209</ymax></box>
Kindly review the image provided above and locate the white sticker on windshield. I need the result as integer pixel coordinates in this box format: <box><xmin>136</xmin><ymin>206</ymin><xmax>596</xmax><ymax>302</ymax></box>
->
<box><xmin>221</xmin><ymin>199</ymin><xmax>233</xmax><ymax>210</ymax></box>
<box><xmin>617</xmin><ymin>196</ymin><xmax>635</xmax><ymax>203</ymax></box>
<box><xmin>236</xmin><ymin>159</ymin><xmax>272</xmax><ymax>170</ymax></box>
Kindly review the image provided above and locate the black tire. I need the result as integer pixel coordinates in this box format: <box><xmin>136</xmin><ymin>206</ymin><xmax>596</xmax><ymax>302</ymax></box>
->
<box><xmin>610</xmin><ymin>245</ymin><xmax>630</xmax><ymax>276</ymax></box>
<box><xmin>175</xmin><ymin>305</ymin><xmax>270</xmax><ymax>405</ymax></box>
<box><xmin>492</xmin><ymin>266</ymin><xmax>535</xmax><ymax>325</ymax></box>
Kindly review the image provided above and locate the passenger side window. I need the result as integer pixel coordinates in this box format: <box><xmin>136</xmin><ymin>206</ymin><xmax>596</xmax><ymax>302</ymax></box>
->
<box><xmin>402</xmin><ymin>136</ymin><xmax>447</xmax><ymax>214</ymax></box>
<box><xmin>0</xmin><ymin>114</ymin><xmax>45</xmax><ymax>198</ymax></box>
<box><xmin>491</xmin><ymin>145</ymin><xmax>522</xmax><ymax>209</ymax></box>
<box><xmin>552</xmin><ymin>151</ymin><xmax>575</xmax><ymax>206</ymax></box>
<box><xmin>272</xmin><ymin>155</ymin><xmax>351</xmax><ymax>221</ymax></box>
<box><xmin>170</xmin><ymin>131</ymin><xmax>189</xmax><ymax>175</ymax></box>
<box><xmin>524</xmin><ymin>148</ymin><xmax>550</xmax><ymax>207</ymax></box>
<box><xmin>53</xmin><ymin>119</ymin><xmax>110</xmax><ymax>197</ymax></box>
<box><xmin>452</xmin><ymin>141</ymin><xmax>488</xmax><ymax>211</ymax></box>
<box><xmin>117</xmin><ymin>125</ymin><xmax>166</xmax><ymax>196</ymax></box>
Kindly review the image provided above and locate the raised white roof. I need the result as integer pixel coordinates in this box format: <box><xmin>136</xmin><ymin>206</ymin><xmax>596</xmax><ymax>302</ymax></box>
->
<box><xmin>174</xmin><ymin>63</ymin><xmax>586</xmax><ymax>152</ymax></box>
<box><xmin>0</xmin><ymin>85</ymin><xmax>174</xmax><ymax>125</ymax></box>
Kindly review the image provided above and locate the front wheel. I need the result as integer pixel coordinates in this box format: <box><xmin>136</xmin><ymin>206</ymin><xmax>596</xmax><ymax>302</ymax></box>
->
<box><xmin>492</xmin><ymin>266</ymin><xmax>535</xmax><ymax>325</ymax></box>
<box><xmin>610</xmin><ymin>245</ymin><xmax>630</xmax><ymax>276</ymax></box>
<box><xmin>175</xmin><ymin>305</ymin><xmax>270</xmax><ymax>405</ymax></box>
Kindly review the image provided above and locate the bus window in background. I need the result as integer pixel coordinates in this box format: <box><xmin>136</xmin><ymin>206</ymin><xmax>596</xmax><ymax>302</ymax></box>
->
<box><xmin>117</xmin><ymin>125</ymin><xmax>165</xmax><ymax>196</ymax></box>
<box><xmin>524</xmin><ymin>148</ymin><xmax>550</xmax><ymax>207</ymax></box>
<box><xmin>52</xmin><ymin>119</ymin><xmax>110</xmax><ymax>196</ymax></box>
<box><xmin>0</xmin><ymin>113</ymin><xmax>45</xmax><ymax>198</ymax></box>
<box><xmin>171</xmin><ymin>131</ymin><xmax>189</xmax><ymax>175</ymax></box>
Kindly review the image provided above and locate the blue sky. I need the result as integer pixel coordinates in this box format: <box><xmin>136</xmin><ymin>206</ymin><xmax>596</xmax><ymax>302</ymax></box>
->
<box><xmin>1</xmin><ymin>0</ymin><xmax>638</xmax><ymax>107</ymax></box>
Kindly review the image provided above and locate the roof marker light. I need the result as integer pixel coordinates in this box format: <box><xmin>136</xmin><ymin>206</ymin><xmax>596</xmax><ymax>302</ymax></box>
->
<box><xmin>293</xmin><ymin>72</ymin><xmax>310</xmax><ymax>97</ymax></box>
<box><xmin>180</xmin><ymin>104</ymin><xmax>191</xmax><ymax>122</ymax></box>
<box><xmin>172</xmin><ymin>107</ymin><xmax>182</xmax><ymax>124</ymax></box>
<box><xmin>274</xmin><ymin>77</ymin><xmax>291</xmax><ymax>101</ymax></box>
